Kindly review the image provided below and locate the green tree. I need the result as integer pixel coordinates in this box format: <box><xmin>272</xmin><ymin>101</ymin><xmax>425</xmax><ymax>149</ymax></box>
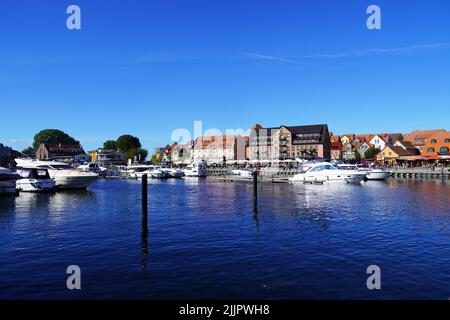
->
<box><xmin>103</xmin><ymin>140</ymin><xmax>118</xmax><ymax>150</ymax></box>
<box><xmin>124</xmin><ymin>148</ymin><xmax>148</xmax><ymax>162</ymax></box>
<box><xmin>33</xmin><ymin>129</ymin><xmax>79</xmax><ymax>151</ymax></box>
<box><xmin>116</xmin><ymin>135</ymin><xmax>141</xmax><ymax>153</ymax></box>
<box><xmin>21</xmin><ymin>147</ymin><xmax>35</xmax><ymax>157</ymax></box>
<box><xmin>355</xmin><ymin>151</ymin><xmax>362</xmax><ymax>162</ymax></box>
<box><xmin>151</xmin><ymin>153</ymin><xmax>162</xmax><ymax>164</ymax></box>
<box><xmin>364</xmin><ymin>147</ymin><xmax>381</xmax><ymax>160</ymax></box>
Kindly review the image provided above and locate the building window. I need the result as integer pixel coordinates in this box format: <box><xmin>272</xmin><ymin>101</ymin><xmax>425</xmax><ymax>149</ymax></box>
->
<box><xmin>427</xmin><ymin>147</ymin><xmax>435</xmax><ymax>153</ymax></box>
<box><xmin>445</xmin><ymin>139</ymin><xmax>450</xmax><ymax>143</ymax></box>
<box><xmin>431</xmin><ymin>139</ymin><xmax>437</xmax><ymax>143</ymax></box>
<box><xmin>440</xmin><ymin>147</ymin><xmax>449</xmax><ymax>155</ymax></box>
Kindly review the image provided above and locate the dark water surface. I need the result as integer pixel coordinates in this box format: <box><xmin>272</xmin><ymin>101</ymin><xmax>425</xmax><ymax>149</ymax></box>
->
<box><xmin>0</xmin><ymin>178</ymin><xmax>449</xmax><ymax>299</ymax></box>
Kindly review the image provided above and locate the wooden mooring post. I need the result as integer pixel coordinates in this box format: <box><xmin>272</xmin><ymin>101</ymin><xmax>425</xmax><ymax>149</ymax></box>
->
<box><xmin>142</xmin><ymin>174</ymin><xmax>148</xmax><ymax>214</ymax></box>
<box><xmin>252</xmin><ymin>170</ymin><xmax>258</xmax><ymax>202</ymax></box>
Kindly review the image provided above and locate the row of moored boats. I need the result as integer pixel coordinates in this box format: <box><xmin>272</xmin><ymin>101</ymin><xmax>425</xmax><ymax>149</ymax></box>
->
<box><xmin>0</xmin><ymin>159</ymin><xmax>209</xmax><ymax>195</ymax></box>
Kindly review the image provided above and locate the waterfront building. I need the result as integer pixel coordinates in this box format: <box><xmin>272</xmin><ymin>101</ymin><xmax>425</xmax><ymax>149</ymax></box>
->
<box><xmin>36</xmin><ymin>143</ymin><xmax>88</xmax><ymax>163</ymax></box>
<box><xmin>355</xmin><ymin>141</ymin><xmax>372</xmax><ymax>158</ymax></box>
<box><xmin>421</xmin><ymin>132</ymin><xmax>450</xmax><ymax>157</ymax></box>
<box><xmin>330</xmin><ymin>140</ymin><xmax>342</xmax><ymax>160</ymax></box>
<box><xmin>354</xmin><ymin>134</ymin><xmax>373</xmax><ymax>144</ymax></box>
<box><xmin>249</xmin><ymin>123</ymin><xmax>331</xmax><ymax>160</ymax></box>
<box><xmin>89</xmin><ymin>148</ymin><xmax>125</xmax><ymax>165</ymax></box>
<box><xmin>248</xmin><ymin>124</ymin><xmax>276</xmax><ymax>160</ymax></box>
<box><xmin>403</xmin><ymin>129</ymin><xmax>447</xmax><ymax>153</ymax></box>
<box><xmin>369</xmin><ymin>134</ymin><xmax>387</xmax><ymax>150</ymax></box>
<box><xmin>339</xmin><ymin>135</ymin><xmax>355</xmax><ymax>145</ymax></box>
<box><xmin>341</xmin><ymin>142</ymin><xmax>356</xmax><ymax>161</ymax></box>
<box><xmin>154</xmin><ymin>145</ymin><xmax>170</xmax><ymax>158</ymax></box>
<box><xmin>385</xmin><ymin>133</ymin><xmax>404</xmax><ymax>146</ymax></box>
<box><xmin>393</xmin><ymin>140</ymin><xmax>421</xmax><ymax>155</ymax></box>
<box><xmin>376</xmin><ymin>146</ymin><xmax>416</xmax><ymax>165</ymax></box>
<box><xmin>171</xmin><ymin>141</ymin><xmax>193</xmax><ymax>164</ymax></box>
<box><xmin>192</xmin><ymin>135</ymin><xmax>246</xmax><ymax>163</ymax></box>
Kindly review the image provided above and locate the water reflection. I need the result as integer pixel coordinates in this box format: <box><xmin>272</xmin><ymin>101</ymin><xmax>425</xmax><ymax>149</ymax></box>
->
<box><xmin>141</xmin><ymin>212</ymin><xmax>149</xmax><ymax>271</ymax></box>
<box><xmin>1</xmin><ymin>177</ymin><xmax>449</xmax><ymax>299</ymax></box>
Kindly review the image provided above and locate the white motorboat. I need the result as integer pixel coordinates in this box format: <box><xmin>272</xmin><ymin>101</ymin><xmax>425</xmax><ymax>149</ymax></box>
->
<box><xmin>146</xmin><ymin>166</ymin><xmax>169</xmax><ymax>179</ymax></box>
<box><xmin>183</xmin><ymin>162</ymin><xmax>207</xmax><ymax>177</ymax></box>
<box><xmin>126</xmin><ymin>165</ymin><xmax>153</xmax><ymax>179</ymax></box>
<box><xmin>127</xmin><ymin>165</ymin><xmax>169</xmax><ymax>179</ymax></box>
<box><xmin>336</xmin><ymin>164</ymin><xmax>390</xmax><ymax>181</ymax></box>
<box><xmin>358</xmin><ymin>168</ymin><xmax>391</xmax><ymax>180</ymax></box>
<box><xmin>0</xmin><ymin>167</ymin><xmax>20</xmax><ymax>195</ymax></box>
<box><xmin>289</xmin><ymin>162</ymin><xmax>367</xmax><ymax>184</ymax></box>
<box><xmin>15</xmin><ymin>159</ymin><xmax>98</xmax><ymax>189</ymax></box>
<box><xmin>161</xmin><ymin>168</ymin><xmax>184</xmax><ymax>178</ymax></box>
<box><xmin>78</xmin><ymin>162</ymin><xmax>107</xmax><ymax>174</ymax></box>
<box><xmin>15</xmin><ymin>167</ymin><xmax>56</xmax><ymax>192</ymax></box>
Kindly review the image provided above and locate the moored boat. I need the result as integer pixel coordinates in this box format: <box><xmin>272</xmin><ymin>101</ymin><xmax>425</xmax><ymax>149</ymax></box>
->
<box><xmin>358</xmin><ymin>168</ymin><xmax>391</xmax><ymax>180</ymax></box>
<box><xmin>183</xmin><ymin>162</ymin><xmax>207</xmax><ymax>177</ymax></box>
<box><xmin>290</xmin><ymin>162</ymin><xmax>367</xmax><ymax>184</ymax></box>
<box><xmin>336</xmin><ymin>163</ymin><xmax>390</xmax><ymax>181</ymax></box>
<box><xmin>0</xmin><ymin>167</ymin><xmax>20</xmax><ymax>195</ymax></box>
<box><xmin>161</xmin><ymin>167</ymin><xmax>184</xmax><ymax>178</ymax></box>
<box><xmin>15</xmin><ymin>159</ymin><xmax>98</xmax><ymax>189</ymax></box>
<box><xmin>15</xmin><ymin>167</ymin><xmax>56</xmax><ymax>192</ymax></box>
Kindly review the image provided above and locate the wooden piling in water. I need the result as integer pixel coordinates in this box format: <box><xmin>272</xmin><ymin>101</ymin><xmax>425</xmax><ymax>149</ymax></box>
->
<box><xmin>142</xmin><ymin>174</ymin><xmax>148</xmax><ymax>214</ymax></box>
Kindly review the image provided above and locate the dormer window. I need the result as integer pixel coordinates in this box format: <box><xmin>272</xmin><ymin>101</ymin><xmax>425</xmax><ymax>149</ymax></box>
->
<box><xmin>431</xmin><ymin>139</ymin><xmax>437</xmax><ymax>143</ymax></box>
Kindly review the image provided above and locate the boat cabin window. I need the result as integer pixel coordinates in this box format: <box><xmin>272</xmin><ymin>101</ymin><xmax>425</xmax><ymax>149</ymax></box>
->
<box><xmin>18</xmin><ymin>169</ymin><xmax>51</xmax><ymax>179</ymax></box>
<box><xmin>35</xmin><ymin>169</ymin><xmax>51</xmax><ymax>179</ymax></box>
<box><xmin>310</xmin><ymin>165</ymin><xmax>327</xmax><ymax>172</ymax></box>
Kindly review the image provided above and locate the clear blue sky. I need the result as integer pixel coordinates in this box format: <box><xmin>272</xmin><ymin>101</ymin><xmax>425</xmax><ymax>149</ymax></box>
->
<box><xmin>1</xmin><ymin>0</ymin><xmax>449</xmax><ymax>152</ymax></box>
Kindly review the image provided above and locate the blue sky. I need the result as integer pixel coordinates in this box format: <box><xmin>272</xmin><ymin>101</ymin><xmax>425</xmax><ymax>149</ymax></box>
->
<box><xmin>1</xmin><ymin>0</ymin><xmax>449</xmax><ymax>152</ymax></box>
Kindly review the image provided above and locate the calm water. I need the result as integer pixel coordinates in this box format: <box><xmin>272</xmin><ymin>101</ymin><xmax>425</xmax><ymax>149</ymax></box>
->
<box><xmin>0</xmin><ymin>177</ymin><xmax>449</xmax><ymax>300</ymax></box>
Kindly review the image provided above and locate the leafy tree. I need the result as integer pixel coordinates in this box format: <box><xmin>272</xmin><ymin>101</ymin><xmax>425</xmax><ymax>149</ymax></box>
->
<box><xmin>138</xmin><ymin>148</ymin><xmax>148</xmax><ymax>161</ymax></box>
<box><xmin>151</xmin><ymin>153</ymin><xmax>162</xmax><ymax>164</ymax></box>
<box><xmin>124</xmin><ymin>148</ymin><xmax>148</xmax><ymax>162</ymax></box>
<box><xmin>116</xmin><ymin>135</ymin><xmax>141</xmax><ymax>153</ymax></box>
<box><xmin>33</xmin><ymin>129</ymin><xmax>79</xmax><ymax>151</ymax></box>
<box><xmin>364</xmin><ymin>147</ymin><xmax>381</xmax><ymax>160</ymax></box>
<box><xmin>103</xmin><ymin>140</ymin><xmax>118</xmax><ymax>150</ymax></box>
<box><xmin>355</xmin><ymin>151</ymin><xmax>362</xmax><ymax>163</ymax></box>
<box><xmin>21</xmin><ymin>147</ymin><xmax>35</xmax><ymax>157</ymax></box>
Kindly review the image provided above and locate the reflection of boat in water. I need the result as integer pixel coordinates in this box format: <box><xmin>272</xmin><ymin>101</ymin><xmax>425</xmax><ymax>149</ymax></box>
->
<box><xmin>231</xmin><ymin>169</ymin><xmax>253</xmax><ymax>178</ymax></box>
<box><xmin>336</xmin><ymin>164</ymin><xmax>391</xmax><ymax>181</ymax></box>
<box><xmin>183</xmin><ymin>162</ymin><xmax>207</xmax><ymax>177</ymax></box>
<box><xmin>15</xmin><ymin>168</ymin><xmax>56</xmax><ymax>192</ymax></box>
<box><xmin>290</xmin><ymin>162</ymin><xmax>367</xmax><ymax>184</ymax></box>
<box><xmin>0</xmin><ymin>167</ymin><xmax>20</xmax><ymax>195</ymax></box>
<box><xmin>15</xmin><ymin>159</ymin><xmax>98</xmax><ymax>189</ymax></box>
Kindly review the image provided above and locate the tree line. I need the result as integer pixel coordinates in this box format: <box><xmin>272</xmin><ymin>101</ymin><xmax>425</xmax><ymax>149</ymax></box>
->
<box><xmin>21</xmin><ymin>129</ymin><xmax>148</xmax><ymax>162</ymax></box>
